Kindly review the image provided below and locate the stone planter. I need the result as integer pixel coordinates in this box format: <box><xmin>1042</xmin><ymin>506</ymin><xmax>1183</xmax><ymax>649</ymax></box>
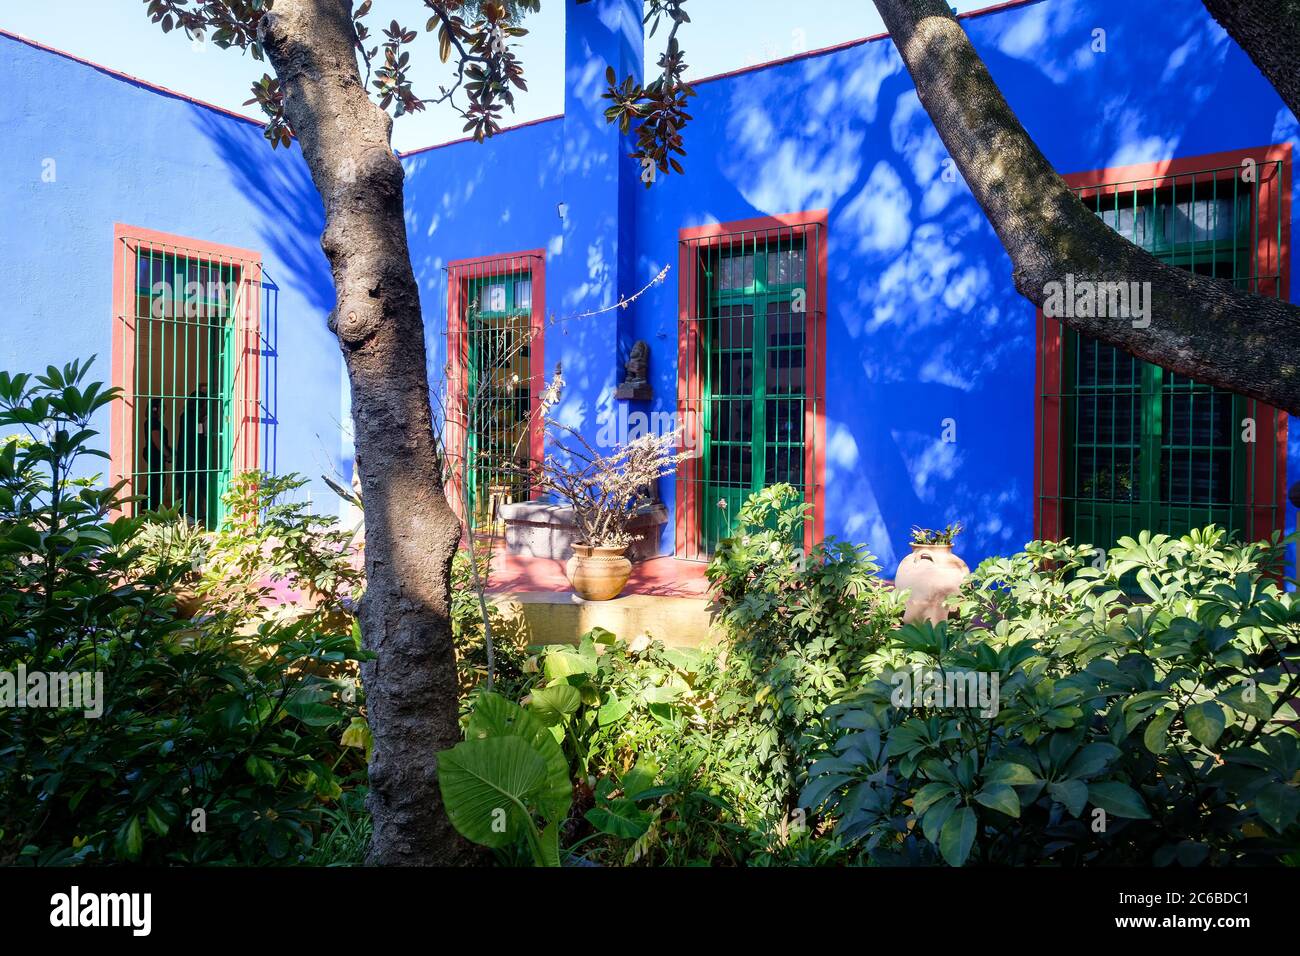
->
<box><xmin>895</xmin><ymin>543</ymin><xmax>969</xmax><ymax>625</ymax></box>
<box><xmin>565</xmin><ymin>543</ymin><xmax>633</xmax><ymax>601</ymax></box>
<box><xmin>499</xmin><ymin>500</ymin><xmax>667</xmax><ymax>562</ymax></box>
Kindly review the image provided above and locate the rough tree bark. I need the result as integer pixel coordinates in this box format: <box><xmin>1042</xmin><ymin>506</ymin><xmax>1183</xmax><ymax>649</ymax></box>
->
<box><xmin>873</xmin><ymin>0</ymin><xmax>1300</xmax><ymax>415</ymax></box>
<box><xmin>258</xmin><ymin>0</ymin><xmax>471</xmax><ymax>865</ymax></box>
<box><xmin>1202</xmin><ymin>0</ymin><xmax>1300</xmax><ymax>122</ymax></box>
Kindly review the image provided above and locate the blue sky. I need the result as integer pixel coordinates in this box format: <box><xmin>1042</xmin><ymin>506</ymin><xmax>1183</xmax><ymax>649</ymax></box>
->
<box><xmin>0</xmin><ymin>1</ymin><xmax>992</xmax><ymax>152</ymax></box>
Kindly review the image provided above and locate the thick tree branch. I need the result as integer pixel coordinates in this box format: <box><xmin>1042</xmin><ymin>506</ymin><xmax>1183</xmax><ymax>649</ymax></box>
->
<box><xmin>874</xmin><ymin>0</ymin><xmax>1300</xmax><ymax>415</ymax></box>
<box><xmin>1203</xmin><ymin>0</ymin><xmax>1300</xmax><ymax>122</ymax></box>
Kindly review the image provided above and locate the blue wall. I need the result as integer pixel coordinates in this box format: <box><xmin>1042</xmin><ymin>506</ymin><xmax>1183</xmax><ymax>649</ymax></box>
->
<box><xmin>4</xmin><ymin>0</ymin><xmax>1298</xmax><ymax>568</ymax></box>
<box><xmin>404</xmin><ymin>0</ymin><xmax>1300</xmax><ymax>571</ymax></box>
<box><xmin>0</xmin><ymin>31</ymin><xmax>344</xmax><ymax>512</ymax></box>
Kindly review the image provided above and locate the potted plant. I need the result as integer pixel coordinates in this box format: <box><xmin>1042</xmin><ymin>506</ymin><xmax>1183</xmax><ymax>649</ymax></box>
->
<box><xmin>529</xmin><ymin>420</ymin><xmax>688</xmax><ymax>601</ymax></box>
<box><xmin>128</xmin><ymin>512</ymin><xmax>211</xmax><ymax>618</ymax></box>
<box><xmin>894</xmin><ymin>523</ymin><xmax>969</xmax><ymax>625</ymax></box>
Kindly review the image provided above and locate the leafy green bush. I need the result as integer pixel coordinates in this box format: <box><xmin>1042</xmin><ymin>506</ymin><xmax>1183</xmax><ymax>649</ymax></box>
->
<box><xmin>802</xmin><ymin>530</ymin><xmax>1300</xmax><ymax>866</ymax></box>
<box><xmin>523</xmin><ymin>627</ymin><xmax>705</xmax><ymax>777</ymax></box>
<box><xmin>706</xmin><ymin>483</ymin><xmax>903</xmax><ymax>825</ymax></box>
<box><xmin>0</xmin><ymin>360</ymin><xmax>369</xmax><ymax>865</ymax></box>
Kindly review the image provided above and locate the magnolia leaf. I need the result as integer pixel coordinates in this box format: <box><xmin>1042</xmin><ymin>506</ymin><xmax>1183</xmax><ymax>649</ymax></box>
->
<box><xmin>974</xmin><ymin>783</ymin><xmax>1021</xmax><ymax>819</ymax></box>
<box><xmin>939</xmin><ymin>806</ymin><xmax>977</xmax><ymax>867</ymax></box>
<box><xmin>1088</xmin><ymin>781</ymin><xmax>1151</xmax><ymax>820</ymax></box>
<box><xmin>1185</xmin><ymin>702</ymin><xmax>1227</xmax><ymax>749</ymax></box>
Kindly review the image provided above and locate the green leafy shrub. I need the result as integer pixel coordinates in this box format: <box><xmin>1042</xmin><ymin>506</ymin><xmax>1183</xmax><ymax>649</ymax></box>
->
<box><xmin>0</xmin><ymin>360</ymin><xmax>369</xmax><ymax>865</ymax></box>
<box><xmin>523</xmin><ymin>627</ymin><xmax>705</xmax><ymax>777</ymax></box>
<box><xmin>198</xmin><ymin>471</ymin><xmax>363</xmax><ymax>634</ymax></box>
<box><xmin>706</xmin><ymin>483</ymin><xmax>904</xmax><ymax>825</ymax></box>
<box><xmin>802</xmin><ymin>530</ymin><xmax>1300</xmax><ymax>866</ymax></box>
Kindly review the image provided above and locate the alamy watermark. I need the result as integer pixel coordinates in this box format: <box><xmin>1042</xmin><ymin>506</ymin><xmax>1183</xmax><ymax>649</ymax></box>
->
<box><xmin>1</xmin><ymin>664</ymin><xmax>103</xmax><ymax>718</ymax></box>
<box><xmin>891</xmin><ymin>666</ymin><xmax>1000</xmax><ymax>718</ymax></box>
<box><xmin>1042</xmin><ymin>273</ymin><xmax>1151</xmax><ymax>329</ymax></box>
<box><xmin>595</xmin><ymin>403</ymin><xmax>701</xmax><ymax>458</ymax></box>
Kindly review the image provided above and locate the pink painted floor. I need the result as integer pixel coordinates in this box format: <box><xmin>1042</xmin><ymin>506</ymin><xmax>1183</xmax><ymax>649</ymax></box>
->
<box><xmin>487</xmin><ymin>550</ymin><xmax>712</xmax><ymax>598</ymax></box>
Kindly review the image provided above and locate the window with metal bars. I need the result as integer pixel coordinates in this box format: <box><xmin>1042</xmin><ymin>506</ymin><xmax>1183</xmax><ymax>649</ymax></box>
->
<box><xmin>111</xmin><ymin>226</ymin><xmax>264</xmax><ymax>530</ymax></box>
<box><xmin>444</xmin><ymin>251</ymin><xmax>544</xmax><ymax>532</ymax></box>
<box><xmin>1036</xmin><ymin>149</ymin><xmax>1289</xmax><ymax>549</ymax></box>
<box><xmin>676</xmin><ymin>214</ymin><xmax>826</xmax><ymax>559</ymax></box>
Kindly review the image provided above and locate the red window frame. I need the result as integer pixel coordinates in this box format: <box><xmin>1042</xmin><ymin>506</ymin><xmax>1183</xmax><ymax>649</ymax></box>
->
<box><xmin>1035</xmin><ymin>144</ymin><xmax>1292</xmax><ymax>543</ymax></box>
<box><xmin>110</xmin><ymin>223</ymin><xmax>263</xmax><ymax>516</ymax></box>
<box><xmin>675</xmin><ymin>210</ymin><xmax>828</xmax><ymax>558</ymax></box>
<box><xmin>444</xmin><ymin>249</ymin><xmax>546</xmax><ymax>524</ymax></box>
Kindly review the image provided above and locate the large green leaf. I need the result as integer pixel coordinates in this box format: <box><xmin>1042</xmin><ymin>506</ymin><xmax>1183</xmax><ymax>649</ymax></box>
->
<box><xmin>544</xmin><ymin>643</ymin><xmax>598</xmax><ymax>680</ymax></box>
<box><xmin>939</xmin><ymin>806</ymin><xmax>977</xmax><ymax>867</ymax></box>
<box><xmin>586</xmin><ymin>798</ymin><xmax>651</xmax><ymax>839</ymax></box>
<box><xmin>465</xmin><ymin>692</ymin><xmax>572</xmax><ymax>821</ymax></box>
<box><xmin>1143</xmin><ymin>709</ymin><xmax>1175</xmax><ymax>754</ymax></box>
<box><xmin>1218</xmin><ymin>684</ymin><xmax>1273</xmax><ymax>723</ymax></box>
<box><xmin>1185</xmin><ymin>702</ymin><xmax>1226</xmax><ymax>749</ymax></box>
<box><xmin>1256</xmin><ymin>783</ymin><xmax>1300</xmax><ymax>833</ymax></box>
<box><xmin>438</xmin><ymin>736</ymin><xmax>547</xmax><ymax>848</ymax></box>
<box><xmin>974</xmin><ymin>783</ymin><xmax>1020</xmax><ymax>819</ymax></box>
<box><xmin>982</xmin><ymin>760</ymin><xmax>1037</xmax><ymax>787</ymax></box>
<box><xmin>597</xmin><ymin>694</ymin><xmax>632</xmax><ymax>727</ymax></box>
<box><xmin>1048</xmin><ymin>779</ymin><xmax>1087</xmax><ymax>817</ymax></box>
<box><xmin>528</xmin><ymin>684</ymin><xmax>582</xmax><ymax>726</ymax></box>
<box><xmin>1088</xmin><ymin>781</ymin><xmax>1151</xmax><ymax>820</ymax></box>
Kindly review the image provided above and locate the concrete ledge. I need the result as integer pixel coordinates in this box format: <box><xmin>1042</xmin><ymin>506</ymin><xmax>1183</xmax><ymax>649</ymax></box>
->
<box><xmin>491</xmin><ymin>590</ymin><xmax>717</xmax><ymax>648</ymax></box>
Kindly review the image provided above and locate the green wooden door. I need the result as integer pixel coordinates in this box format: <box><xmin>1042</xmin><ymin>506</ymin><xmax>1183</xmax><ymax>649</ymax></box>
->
<box><xmin>700</xmin><ymin>240</ymin><xmax>807</xmax><ymax>551</ymax></box>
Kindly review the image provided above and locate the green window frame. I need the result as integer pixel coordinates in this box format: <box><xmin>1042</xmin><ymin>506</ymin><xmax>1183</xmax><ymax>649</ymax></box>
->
<box><xmin>460</xmin><ymin>270</ymin><xmax>535</xmax><ymax>531</ymax></box>
<box><xmin>127</xmin><ymin>248</ymin><xmax>244</xmax><ymax>530</ymax></box>
<box><xmin>697</xmin><ymin>236</ymin><xmax>809</xmax><ymax>552</ymax></box>
<box><xmin>1048</xmin><ymin>158</ymin><xmax>1287</xmax><ymax>549</ymax></box>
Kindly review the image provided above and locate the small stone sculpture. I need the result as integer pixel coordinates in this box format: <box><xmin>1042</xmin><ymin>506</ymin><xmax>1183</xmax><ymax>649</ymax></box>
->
<box><xmin>615</xmin><ymin>340</ymin><xmax>652</xmax><ymax>400</ymax></box>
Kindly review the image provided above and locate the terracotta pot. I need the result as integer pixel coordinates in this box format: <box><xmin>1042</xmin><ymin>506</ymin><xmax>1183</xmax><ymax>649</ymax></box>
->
<box><xmin>565</xmin><ymin>543</ymin><xmax>632</xmax><ymax>601</ymax></box>
<box><xmin>895</xmin><ymin>543</ymin><xmax>969</xmax><ymax>625</ymax></box>
<box><xmin>174</xmin><ymin>584</ymin><xmax>205</xmax><ymax>619</ymax></box>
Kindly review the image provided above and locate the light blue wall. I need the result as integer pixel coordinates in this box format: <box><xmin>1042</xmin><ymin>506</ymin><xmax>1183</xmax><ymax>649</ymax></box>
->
<box><xmin>0</xmin><ymin>32</ymin><xmax>344</xmax><ymax>511</ymax></box>
<box><xmin>402</xmin><ymin>0</ymin><xmax>1300</xmax><ymax>571</ymax></box>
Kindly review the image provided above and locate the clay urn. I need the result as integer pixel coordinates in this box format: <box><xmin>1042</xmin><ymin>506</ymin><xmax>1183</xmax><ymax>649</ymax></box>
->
<box><xmin>565</xmin><ymin>543</ymin><xmax>633</xmax><ymax>601</ymax></box>
<box><xmin>895</xmin><ymin>542</ymin><xmax>969</xmax><ymax>625</ymax></box>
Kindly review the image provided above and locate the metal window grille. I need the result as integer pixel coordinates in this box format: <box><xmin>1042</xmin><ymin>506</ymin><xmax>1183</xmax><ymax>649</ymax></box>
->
<box><xmin>442</xmin><ymin>254</ymin><xmax>542</xmax><ymax>532</ymax></box>
<box><xmin>113</xmin><ymin>232</ymin><xmax>265</xmax><ymax>529</ymax></box>
<box><xmin>677</xmin><ymin>222</ymin><xmax>824</xmax><ymax>559</ymax></box>
<box><xmin>1037</xmin><ymin>158</ymin><xmax>1287</xmax><ymax>548</ymax></box>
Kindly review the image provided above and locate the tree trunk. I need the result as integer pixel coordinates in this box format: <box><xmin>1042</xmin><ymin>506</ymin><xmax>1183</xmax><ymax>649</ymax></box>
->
<box><xmin>873</xmin><ymin>0</ymin><xmax>1300</xmax><ymax>415</ymax></box>
<box><xmin>1203</xmin><ymin>0</ymin><xmax>1300</xmax><ymax>122</ymax></box>
<box><xmin>258</xmin><ymin>0</ymin><xmax>470</xmax><ymax>865</ymax></box>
